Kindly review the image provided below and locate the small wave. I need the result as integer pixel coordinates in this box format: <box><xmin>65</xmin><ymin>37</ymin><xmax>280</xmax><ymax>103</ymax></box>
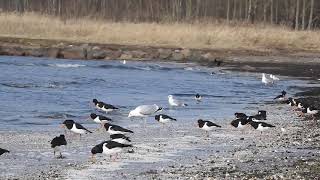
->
<box><xmin>35</xmin><ymin>113</ymin><xmax>77</xmax><ymax>119</ymax></box>
<box><xmin>99</xmin><ymin>64</ymin><xmax>152</xmax><ymax>71</ymax></box>
<box><xmin>1</xmin><ymin>82</ymin><xmax>40</xmax><ymax>89</ymax></box>
<box><xmin>184</xmin><ymin>67</ymin><xmax>194</xmax><ymax>71</ymax></box>
<box><xmin>48</xmin><ymin>63</ymin><xmax>86</xmax><ymax>68</ymax></box>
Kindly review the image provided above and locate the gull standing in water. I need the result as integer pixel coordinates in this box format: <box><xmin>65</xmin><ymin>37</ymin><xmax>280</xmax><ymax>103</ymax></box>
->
<box><xmin>168</xmin><ymin>95</ymin><xmax>188</xmax><ymax>107</ymax></box>
<box><xmin>261</xmin><ymin>73</ymin><xmax>273</xmax><ymax>85</ymax></box>
<box><xmin>269</xmin><ymin>74</ymin><xmax>280</xmax><ymax>81</ymax></box>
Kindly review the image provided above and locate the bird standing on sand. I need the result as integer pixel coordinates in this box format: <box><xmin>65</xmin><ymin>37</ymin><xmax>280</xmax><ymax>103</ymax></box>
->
<box><xmin>91</xmin><ymin>141</ymin><xmax>132</xmax><ymax>162</ymax></box>
<box><xmin>104</xmin><ymin>123</ymin><xmax>134</xmax><ymax>135</ymax></box>
<box><xmin>0</xmin><ymin>148</ymin><xmax>9</xmax><ymax>156</ymax></box>
<box><xmin>155</xmin><ymin>114</ymin><xmax>177</xmax><ymax>124</ymax></box>
<box><xmin>128</xmin><ymin>104</ymin><xmax>162</xmax><ymax>118</ymax></box>
<box><xmin>61</xmin><ymin>120</ymin><xmax>92</xmax><ymax>139</ymax></box>
<box><xmin>252</xmin><ymin>110</ymin><xmax>267</xmax><ymax>120</ymax></box>
<box><xmin>234</xmin><ymin>112</ymin><xmax>248</xmax><ymax>119</ymax></box>
<box><xmin>50</xmin><ymin>134</ymin><xmax>67</xmax><ymax>158</ymax></box>
<box><xmin>197</xmin><ymin>119</ymin><xmax>221</xmax><ymax>137</ymax></box>
<box><xmin>110</xmin><ymin>134</ymin><xmax>131</xmax><ymax>144</ymax></box>
<box><xmin>168</xmin><ymin>95</ymin><xmax>188</xmax><ymax>107</ymax></box>
<box><xmin>230</xmin><ymin>118</ymin><xmax>251</xmax><ymax>129</ymax></box>
<box><xmin>262</xmin><ymin>73</ymin><xmax>273</xmax><ymax>85</ymax></box>
<box><xmin>248</xmin><ymin>121</ymin><xmax>275</xmax><ymax>132</ymax></box>
<box><xmin>90</xmin><ymin>113</ymin><xmax>112</xmax><ymax>126</ymax></box>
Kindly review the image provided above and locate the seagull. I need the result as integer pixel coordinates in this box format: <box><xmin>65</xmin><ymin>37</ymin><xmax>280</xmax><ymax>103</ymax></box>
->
<box><xmin>197</xmin><ymin>119</ymin><xmax>221</xmax><ymax>137</ymax></box>
<box><xmin>91</xmin><ymin>141</ymin><xmax>132</xmax><ymax>162</ymax></box>
<box><xmin>168</xmin><ymin>95</ymin><xmax>188</xmax><ymax>107</ymax></box>
<box><xmin>274</xmin><ymin>90</ymin><xmax>287</xmax><ymax>101</ymax></box>
<box><xmin>104</xmin><ymin>123</ymin><xmax>134</xmax><ymax>135</ymax></box>
<box><xmin>0</xmin><ymin>148</ymin><xmax>9</xmax><ymax>156</ymax></box>
<box><xmin>50</xmin><ymin>134</ymin><xmax>67</xmax><ymax>158</ymax></box>
<box><xmin>248</xmin><ymin>121</ymin><xmax>275</xmax><ymax>132</ymax></box>
<box><xmin>128</xmin><ymin>104</ymin><xmax>162</xmax><ymax>118</ymax></box>
<box><xmin>262</xmin><ymin>73</ymin><xmax>273</xmax><ymax>85</ymax></box>
<box><xmin>110</xmin><ymin>134</ymin><xmax>131</xmax><ymax>144</ymax></box>
<box><xmin>155</xmin><ymin>114</ymin><xmax>177</xmax><ymax>124</ymax></box>
<box><xmin>122</xmin><ymin>60</ymin><xmax>126</xmax><ymax>64</ymax></box>
<box><xmin>195</xmin><ymin>94</ymin><xmax>202</xmax><ymax>101</ymax></box>
<box><xmin>269</xmin><ymin>74</ymin><xmax>280</xmax><ymax>81</ymax></box>
<box><xmin>252</xmin><ymin>110</ymin><xmax>267</xmax><ymax>120</ymax></box>
<box><xmin>61</xmin><ymin>120</ymin><xmax>92</xmax><ymax>139</ymax></box>
<box><xmin>90</xmin><ymin>113</ymin><xmax>112</xmax><ymax>125</ymax></box>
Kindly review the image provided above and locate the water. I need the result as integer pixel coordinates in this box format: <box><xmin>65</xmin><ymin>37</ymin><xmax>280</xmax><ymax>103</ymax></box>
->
<box><xmin>0</xmin><ymin>56</ymin><xmax>304</xmax><ymax>131</ymax></box>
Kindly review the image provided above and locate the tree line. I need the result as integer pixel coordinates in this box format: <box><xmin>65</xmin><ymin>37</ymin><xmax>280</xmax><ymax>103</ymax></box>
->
<box><xmin>0</xmin><ymin>0</ymin><xmax>318</xmax><ymax>30</ymax></box>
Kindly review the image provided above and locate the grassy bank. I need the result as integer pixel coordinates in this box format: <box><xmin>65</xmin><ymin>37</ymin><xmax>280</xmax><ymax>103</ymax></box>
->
<box><xmin>0</xmin><ymin>12</ymin><xmax>319</xmax><ymax>52</ymax></box>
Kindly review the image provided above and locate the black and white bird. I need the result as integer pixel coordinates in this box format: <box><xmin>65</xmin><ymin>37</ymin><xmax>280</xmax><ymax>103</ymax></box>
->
<box><xmin>90</xmin><ymin>113</ymin><xmax>112</xmax><ymax>125</ymax></box>
<box><xmin>252</xmin><ymin>110</ymin><xmax>267</xmax><ymax>120</ymax></box>
<box><xmin>274</xmin><ymin>90</ymin><xmax>287</xmax><ymax>101</ymax></box>
<box><xmin>0</xmin><ymin>148</ymin><xmax>9</xmax><ymax>156</ymax></box>
<box><xmin>50</xmin><ymin>134</ymin><xmax>67</xmax><ymax>158</ymax></box>
<box><xmin>248</xmin><ymin>121</ymin><xmax>275</xmax><ymax>132</ymax></box>
<box><xmin>101</xmin><ymin>103</ymin><xmax>118</xmax><ymax>113</ymax></box>
<box><xmin>286</xmin><ymin>98</ymin><xmax>295</xmax><ymax>107</ymax></box>
<box><xmin>61</xmin><ymin>120</ymin><xmax>92</xmax><ymax>139</ymax></box>
<box><xmin>155</xmin><ymin>114</ymin><xmax>177</xmax><ymax>124</ymax></box>
<box><xmin>195</xmin><ymin>94</ymin><xmax>202</xmax><ymax>101</ymax></box>
<box><xmin>197</xmin><ymin>119</ymin><xmax>221</xmax><ymax>137</ymax></box>
<box><xmin>91</xmin><ymin>140</ymin><xmax>132</xmax><ymax>162</ymax></box>
<box><xmin>92</xmin><ymin>99</ymin><xmax>118</xmax><ymax>113</ymax></box>
<box><xmin>92</xmin><ymin>99</ymin><xmax>104</xmax><ymax>110</ymax></box>
<box><xmin>104</xmin><ymin>123</ymin><xmax>134</xmax><ymax>135</ymax></box>
<box><xmin>234</xmin><ymin>112</ymin><xmax>248</xmax><ymax>119</ymax></box>
<box><xmin>230</xmin><ymin>118</ymin><xmax>251</xmax><ymax>129</ymax></box>
<box><xmin>302</xmin><ymin>106</ymin><xmax>320</xmax><ymax>120</ymax></box>
<box><xmin>298</xmin><ymin>102</ymin><xmax>305</xmax><ymax>109</ymax></box>
<box><xmin>110</xmin><ymin>134</ymin><xmax>131</xmax><ymax>144</ymax></box>
<box><xmin>307</xmin><ymin>107</ymin><xmax>319</xmax><ymax>115</ymax></box>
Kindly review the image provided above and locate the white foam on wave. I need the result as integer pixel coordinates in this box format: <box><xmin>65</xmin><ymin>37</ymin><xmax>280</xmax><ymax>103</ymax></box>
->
<box><xmin>49</xmin><ymin>63</ymin><xmax>86</xmax><ymax>68</ymax></box>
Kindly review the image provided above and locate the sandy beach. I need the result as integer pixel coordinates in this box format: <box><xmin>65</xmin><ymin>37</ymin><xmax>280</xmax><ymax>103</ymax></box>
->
<box><xmin>1</xmin><ymin>81</ymin><xmax>320</xmax><ymax>179</ymax></box>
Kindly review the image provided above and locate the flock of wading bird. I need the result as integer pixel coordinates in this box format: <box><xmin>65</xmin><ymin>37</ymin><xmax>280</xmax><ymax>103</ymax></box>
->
<box><xmin>0</xmin><ymin>73</ymin><xmax>319</xmax><ymax>163</ymax></box>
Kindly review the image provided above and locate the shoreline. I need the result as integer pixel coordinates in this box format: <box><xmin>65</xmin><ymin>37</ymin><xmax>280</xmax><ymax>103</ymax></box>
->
<box><xmin>1</xmin><ymin>38</ymin><xmax>320</xmax><ymax>179</ymax></box>
<box><xmin>1</xmin><ymin>36</ymin><xmax>320</xmax><ymax>80</ymax></box>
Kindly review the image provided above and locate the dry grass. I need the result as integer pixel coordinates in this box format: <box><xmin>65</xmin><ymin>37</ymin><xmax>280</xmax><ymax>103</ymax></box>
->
<box><xmin>0</xmin><ymin>12</ymin><xmax>319</xmax><ymax>51</ymax></box>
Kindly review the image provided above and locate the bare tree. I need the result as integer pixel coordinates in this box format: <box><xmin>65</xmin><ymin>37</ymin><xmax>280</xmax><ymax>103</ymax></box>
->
<box><xmin>301</xmin><ymin>0</ymin><xmax>306</xmax><ymax>30</ymax></box>
<box><xmin>308</xmin><ymin>0</ymin><xmax>314</xmax><ymax>30</ymax></box>
<box><xmin>227</xmin><ymin>0</ymin><xmax>230</xmax><ymax>23</ymax></box>
<box><xmin>295</xmin><ymin>0</ymin><xmax>300</xmax><ymax>30</ymax></box>
<box><xmin>270</xmin><ymin>0</ymin><xmax>274</xmax><ymax>24</ymax></box>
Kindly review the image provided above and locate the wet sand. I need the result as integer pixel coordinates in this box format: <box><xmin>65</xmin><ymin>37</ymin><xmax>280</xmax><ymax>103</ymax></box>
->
<box><xmin>1</xmin><ymin>100</ymin><xmax>320</xmax><ymax>179</ymax></box>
